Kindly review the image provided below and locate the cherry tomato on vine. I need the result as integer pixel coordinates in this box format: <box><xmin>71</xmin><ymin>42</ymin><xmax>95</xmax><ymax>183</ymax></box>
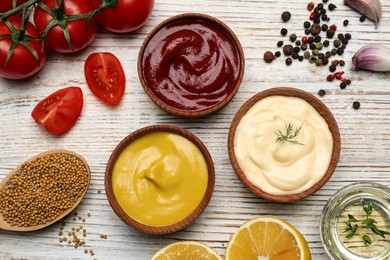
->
<box><xmin>90</xmin><ymin>0</ymin><xmax>154</xmax><ymax>33</ymax></box>
<box><xmin>0</xmin><ymin>0</ymin><xmax>28</xmax><ymax>13</ymax></box>
<box><xmin>84</xmin><ymin>52</ymin><xmax>126</xmax><ymax>106</ymax></box>
<box><xmin>31</xmin><ymin>87</ymin><xmax>84</xmax><ymax>135</ymax></box>
<box><xmin>0</xmin><ymin>16</ymin><xmax>46</xmax><ymax>80</ymax></box>
<box><xmin>34</xmin><ymin>0</ymin><xmax>97</xmax><ymax>53</ymax></box>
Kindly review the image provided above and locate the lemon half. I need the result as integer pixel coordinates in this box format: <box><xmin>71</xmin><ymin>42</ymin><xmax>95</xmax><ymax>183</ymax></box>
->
<box><xmin>225</xmin><ymin>216</ymin><xmax>312</xmax><ymax>260</ymax></box>
<box><xmin>151</xmin><ymin>241</ymin><xmax>222</xmax><ymax>260</ymax></box>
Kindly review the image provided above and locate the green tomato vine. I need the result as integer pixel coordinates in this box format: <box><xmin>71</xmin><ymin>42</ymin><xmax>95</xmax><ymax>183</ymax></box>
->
<box><xmin>0</xmin><ymin>0</ymin><xmax>117</xmax><ymax>65</ymax></box>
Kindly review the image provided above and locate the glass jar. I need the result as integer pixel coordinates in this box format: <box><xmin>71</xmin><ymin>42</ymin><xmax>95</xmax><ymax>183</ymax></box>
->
<box><xmin>320</xmin><ymin>182</ymin><xmax>390</xmax><ymax>260</ymax></box>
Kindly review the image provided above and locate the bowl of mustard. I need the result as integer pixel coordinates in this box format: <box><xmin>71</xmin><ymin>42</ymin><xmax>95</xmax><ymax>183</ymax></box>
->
<box><xmin>105</xmin><ymin>125</ymin><xmax>215</xmax><ymax>234</ymax></box>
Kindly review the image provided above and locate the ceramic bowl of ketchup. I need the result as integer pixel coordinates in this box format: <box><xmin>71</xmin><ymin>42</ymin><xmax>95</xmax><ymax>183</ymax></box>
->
<box><xmin>138</xmin><ymin>13</ymin><xmax>245</xmax><ymax>117</ymax></box>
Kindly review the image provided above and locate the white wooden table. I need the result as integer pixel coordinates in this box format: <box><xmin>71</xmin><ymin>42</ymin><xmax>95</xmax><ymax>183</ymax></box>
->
<box><xmin>1</xmin><ymin>0</ymin><xmax>390</xmax><ymax>259</ymax></box>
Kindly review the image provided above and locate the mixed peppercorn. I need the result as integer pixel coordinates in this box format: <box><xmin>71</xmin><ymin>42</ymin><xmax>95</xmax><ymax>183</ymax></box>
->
<box><xmin>264</xmin><ymin>0</ymin><xmax>356</xmax><ymax>93</ymax></box>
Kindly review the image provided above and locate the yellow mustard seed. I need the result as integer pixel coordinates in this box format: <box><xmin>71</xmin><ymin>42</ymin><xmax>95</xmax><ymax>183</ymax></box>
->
<box><xmin>0</xmin><ymin>153</ymin><xmax>89</xmax><ymax>227</ymax></box>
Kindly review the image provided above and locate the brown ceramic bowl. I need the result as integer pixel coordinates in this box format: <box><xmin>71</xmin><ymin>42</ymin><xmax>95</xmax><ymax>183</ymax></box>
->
<box><xmin>228</xmin><ymin>88</ymin><xmax>341</xmax><ymax>202</ymax></box>
<box><xmin>105</xmin><ymin>125</ymin><xmax>215</xmax><ymax>234</ymax></box>
<box><xmin>138</xmin><ymin>13</ymin><xmax>245</xmax><ymax>117</ymax></box>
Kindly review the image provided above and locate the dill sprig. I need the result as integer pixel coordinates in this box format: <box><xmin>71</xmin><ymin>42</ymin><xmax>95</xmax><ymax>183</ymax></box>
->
<box><xmin>275</xmin><ymin>123</ymin><xmax>304</xmax><ymax>145</ymax></box>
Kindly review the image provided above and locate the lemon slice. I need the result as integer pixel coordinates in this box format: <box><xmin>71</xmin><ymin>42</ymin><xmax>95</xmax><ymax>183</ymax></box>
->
<box><xmin>151</xmin><ymin>241</ymin><xmax>222</xmax><ymax>260</ymax></box>
<box><xmin>225</xmin><ymin>216</ymin><xmax>312</xmax><ymax>260</ymax></box>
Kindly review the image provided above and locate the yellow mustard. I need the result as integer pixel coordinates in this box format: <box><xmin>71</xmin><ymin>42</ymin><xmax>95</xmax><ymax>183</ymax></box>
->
<box><xmin>112</xmin><ymin>132</ymin><xmax>208</xmax><ymax>227</ymax></box>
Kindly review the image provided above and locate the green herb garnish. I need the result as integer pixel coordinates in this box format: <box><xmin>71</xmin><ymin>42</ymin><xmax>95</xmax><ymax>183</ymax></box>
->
<box><xmin>344</xmin><ymin>200</ymin><xmax>390</xmax><ymax>245</ymax></box>
<box><xmin>275</xmin><ymin>123</ymin><xmax>304</xmax><ymax>145</ymax></box>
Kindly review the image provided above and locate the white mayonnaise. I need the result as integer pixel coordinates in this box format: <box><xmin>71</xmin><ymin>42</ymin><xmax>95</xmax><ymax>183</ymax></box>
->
<box><xmin>234</xmin><ymin>95</ymin><xmax>333</xmax><ymax>195</ymax></box>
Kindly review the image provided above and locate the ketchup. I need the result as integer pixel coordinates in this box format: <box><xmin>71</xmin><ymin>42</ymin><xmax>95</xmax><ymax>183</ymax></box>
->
<box><xmin>142</xmin><ymin>20</ymin><xmax>241</xmax><ymax>112</ymax></box>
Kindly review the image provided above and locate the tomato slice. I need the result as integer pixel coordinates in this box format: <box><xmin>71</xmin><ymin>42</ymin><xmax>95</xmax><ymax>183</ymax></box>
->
<box><xmin>84</xmin><ymin>52</ymin><xmax>126</xmax><ymax>105</ymax></box>
<box><xmin>31</xmin><ymin>87</ymin><xmax>84</xmax><ymax>135</ymax></box>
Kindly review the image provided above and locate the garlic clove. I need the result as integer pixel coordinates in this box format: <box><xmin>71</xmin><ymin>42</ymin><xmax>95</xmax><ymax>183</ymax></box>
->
<box><xmin>345</xmin><ymin>0</ymin><xmax>382</xmax><ymax>27</ymax></box>
<box><xmin>352</xmin><ymin>44</ymin><xmax>390</xmax><ymax>72</ymax></box>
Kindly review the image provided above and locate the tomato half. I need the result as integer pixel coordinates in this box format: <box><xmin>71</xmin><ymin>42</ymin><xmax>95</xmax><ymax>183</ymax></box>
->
<box><xmin>84</xmin><ymin>52</ymin><xmax>126</xmax><ymax>106</ymax></box>
<box><xmin>0</xmin><ymin>0</ymin><xmax>28</xmax><ymax>13</ymax></box>
<box><xmin>0</xmin><ymin>16</ymin><xmax>46</xmax><ymax>79</ymax></box>
<box><xmin>31</xmin><ymin>87</ymin><xmax>84</xmax><ymax>135</ymax></box>
<box><xmin>90</xmin><ymin>0</ymin><xmax>154</xmax><ymax>33</ymax></box>
<box><xmin>33</xmin><ymin>0</ymin><xmax>97</xmax><ymax>53</ymax></box>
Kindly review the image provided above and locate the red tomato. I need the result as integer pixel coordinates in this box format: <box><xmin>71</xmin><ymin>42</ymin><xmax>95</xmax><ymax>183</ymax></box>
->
<box><xmin>0</xmin><ymin>16</ymin><xmax>46</xmax><ymax>80</ymax></box>
<box><xmin>84</xmin><ymin>52</ymin><xmax>125</xmax><ymax>105</ymax></box>
<box><xmin>31</xmin><ymin>87</ymin><xmax>84</xmax><ymax>135</ymax></box>
<box><xmin>34</xmin><ymin>0</ymin><xmax>97</xmax><ymax>53</ymax></box>
<box><xmin>0</xmin><ymin>0</ymin><xmax>28</xmax><ymax>13</ymax></box>
<box><xmin>90</xmin><ymin>0</ymin><xmax>154</xmax><ymax>33</ymax></box>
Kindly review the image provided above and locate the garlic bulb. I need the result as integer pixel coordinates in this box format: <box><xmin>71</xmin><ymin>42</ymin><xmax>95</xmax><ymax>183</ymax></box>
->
<box><xmin>352</xmin><ymin>44</ymin><xmax>390</xmax><ymax>72</ymax></box>
<box><xmin>345</xmin><ymin>0</ymin><xmax>382</xmax><ymax>27</ymax></box>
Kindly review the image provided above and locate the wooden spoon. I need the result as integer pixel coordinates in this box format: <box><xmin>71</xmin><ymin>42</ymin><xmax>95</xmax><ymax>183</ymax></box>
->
<box><xmin>0</xmin><ymin>149</ymin><xmax>90</xmax><ymax>232</ymax></box>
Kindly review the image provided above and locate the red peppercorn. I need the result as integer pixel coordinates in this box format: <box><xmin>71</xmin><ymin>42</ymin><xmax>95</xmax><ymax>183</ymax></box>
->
<box><xmin>334</xmin><ymin>71</ymin><xmax>344</xmax><ymax>79</ymax></box>
<box><xmin>330</xmin><ymin>24</ymin><xmax>337</xmax><ymax>31</ymax></box>
<box><xmin>340</xmin><ymin>77</ymin><xmax>347</xmax><ymax>83</ymax></box>
<box><xmin>307</xmin><ymin>2</ymin><xmax>315</xmax><ymax>11</ymax></box>
<box><xmin>309</xmin><ymin>12</ymin><xmax>316</xmax><ymax>20</ymax></box>
<box><xmin>327</xmin><ymin>74</ymin><xmax>335</xmax><ymax>81</ymax></box>
<box><xmin>302</xmin><ymin>37</ymin><xmax>308</xmax><ymax>44</ymax></box>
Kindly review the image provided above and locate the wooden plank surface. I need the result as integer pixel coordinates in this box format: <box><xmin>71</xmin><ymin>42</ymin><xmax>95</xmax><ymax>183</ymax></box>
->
<box><xmin>1</xmin><ymin>0</ymin><xmax>390</xmax><ymax>259</ymax></box>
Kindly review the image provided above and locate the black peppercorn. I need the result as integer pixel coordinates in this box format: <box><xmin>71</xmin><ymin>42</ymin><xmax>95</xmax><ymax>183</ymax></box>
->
<box><xmin>314</xmin><ymin>7</ymin><xmax>319</xmax><ymax>13</ymax></box>
<box><xmin>327</xmin><ymin>29</ymin><xmax>335</xmax><ymax>38</ymax></box>
<box><xmin>281</xmin><ymin>11</ymin><xmax>291</xmax><ymax>22</ymax></box>
<box><xmin>281</xmin><ymin>28</ymin><xmax>288</xmax><ymax>36</ymax></box>
<box><xmin>339</xmin><ymin>60</ymin><xmax>345</xmax><ymax>66</ymax></box>
<box><xmin>264</xmin><ymin>51</ymin><xmax>275</xmax><ymax>63</ymax></box>
<box><xmin>329</xmin><ymin>65</ymin><xmax>336</xmax><ymax>72</ymax></box>
<box><xmin>321</xmin><ymin>9</ymin><xmax>326</xmax><ymax>14</ymax></box>
<box><xmin>340</xmin><ymin>82</ymin><xmax>347</xmax><ymax>89</ymax></box>
<box><xmin>318</xmin><ymin>3</ymin><xmax>324</xmax><ymax>9</ymax></box>
<box><xmin>314</xmin><ymin>35</ymin><xmax>322</xmax><ymax>42</ymax></box>
<box><xmin>346</xmin><ymin>79</ymin><xmax>351</xmax><ymax>85</ymax></box>
<box><xmin>343</xmin><ymin>20</ymin><xmax>349</xmax><ymax>26</ymax></box>
<box><xmin>313</xmin><ymin>18</ymin><xmax>321</xmax><ymax>24</ymax></box>
<box><xmin>285</xmin><ymin>58</ymin><xmax>293</xmax><ymax>65</ymax></box>
<box><xmin>309</xmin><ymin>43</ymin><xmax>316</xmax><ymax>50</ymax></box>
<box><xmin>353</xmin><ymin>101</ymin><xmax>360</xmax><ymax>110</ymax></box>
<box><xmin>318</xmin><ymin>89</ymin><xmax>326</xmax><ymax>97</ymax></box>
<box><xmin>323</xmin><ymin>0</ymin><xmax>329</xmax><ymax>3</ymax></box>
<box><xmin>338</xmin><ymin>33</ymin><xmax>344</xmax><ymax>39</ymax></box>
<box><xmin>326</xmin><ymin>51</ymin><xmax>331</xmax><ymax>58</ymax></box>
<box><xmin>275</xmin><ymin>51</ymin><xmax>281</xmax><ymax>57</ymax></box>
<box><xmin>323</xmin><ymin>40</ymin><xmax>330</xmax><ymax>47</ymax></box>
<box><xmin>311</xmin><ymin>24</ymin><xmax>321</xmax><ymax>36</ymax></box>
<box><xmin>283</xmin><ymin>44</ymin><xmax>294</xmax><ymax>55</ymax></box>
<box><xmin>277</xmin><ymin>41</ymin><xmax>284</xmax><ymax>47</ymax></box>
<box><xmin>345</xmin><ymin>33</ymin><xmax>351</xmax><ymax>40</ymax></box>
<box><xmin>321</xmin><ymin>24</ymin><xmax>328</xmax><ymax>31</ymax></box>
<box><xmin>305</xmin><ymin>29</ymin><xmax>311</xmax><ymax>35</ymax></box>
<box><xmin>304</xmin><ymin>21</ymin><xmax>311</xmax><ymax>29</ymax></box>
<box><xmin>308</xmin><ymin>37</ymin><xmax>314</xmax><ymax>44</ymax></box>
<box><xmin>360</xmin><ymin>16</ymin><xmax>366</xmax><ymax>22</ymax></box>
<box><xmin>331</xmin><ymin>48</ymin><xmax>337</xmax><ymax>55</ymax></box>
<box><xmin>298</xmin><ymin>55</ymin><xmax>304</xmax><ymax>61</ymax></box>
<box><xmin>341</xmin><ymin>38</ymin><xmax>349</xmax><ymax>45</ymax></box>
<box><xmin>295</xmin><ymin>40</ymin><xmax>301</xmax><ymax>46</ymax></box>
<box><xmin>334</xmin><ymin>39</ymin><xmax>341</xmax><ymax>48</ymax></box>
<box><xmin>292</xmin><ymin>52</ymin><xmax>299</xmax><ymax>59</ymax></box>
<box><xmin>328</xmin><ymin>4</ymin><xmax>337</xmax><ymax>10</ymax></box>
<box><xmin>293</xmin><ymin>46</ymin><xmax>301</xmax><ymax>53</ymax></box>
<box><xmin>337</xmin><ymin>48</ymin><xmax>344</xmax><ymax>55</ymax></box>
<box><xmin>318</xmin><ymin>53</ymin><xmax>325</xmax><ymax>59</ymax></box>
<box><xmin>321</xmin><ymin>14</ymin><xmax>328</xmax><ymax>21</ymax></box>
